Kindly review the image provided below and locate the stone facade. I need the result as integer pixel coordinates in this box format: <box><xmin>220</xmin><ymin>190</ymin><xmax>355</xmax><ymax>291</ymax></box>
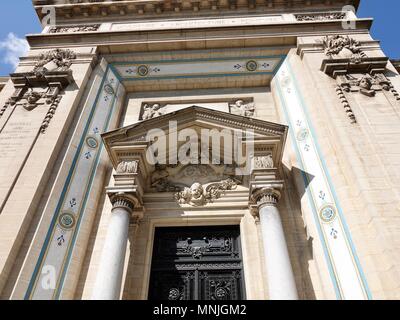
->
<box><xmin>0</xmin><ymin>77</ymin><xmax>8</xmax><ymax>93</ymax></box>
<box><xmin>0</xmin><ymin>0</ymin><xmax>399</xmax><ymax>300</ymax></box>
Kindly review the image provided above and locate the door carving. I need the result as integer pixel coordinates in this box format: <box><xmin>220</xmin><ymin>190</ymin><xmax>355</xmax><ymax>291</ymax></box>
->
<box><xmin>148</xmin><ymin>226</ymin><xmax>245</xmax><ymax>300</ymax></box>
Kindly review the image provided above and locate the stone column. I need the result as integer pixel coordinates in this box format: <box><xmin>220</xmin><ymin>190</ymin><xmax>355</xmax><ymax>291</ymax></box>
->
<box><xmin>252</xmin><ymin>188</ymin><xmax>298</xmax><ymax>300</ymax></box>
<box><xmin>91</xmin><ymin>194</ymin><xmax>137</xmax><ymax>300</ymax></box>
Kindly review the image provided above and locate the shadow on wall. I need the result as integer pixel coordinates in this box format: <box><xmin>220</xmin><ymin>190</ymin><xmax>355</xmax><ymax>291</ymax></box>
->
<box><xmin>281</xmin><ymin>164</ymin><xmax>316</xmax><ymax>300</ymax></box>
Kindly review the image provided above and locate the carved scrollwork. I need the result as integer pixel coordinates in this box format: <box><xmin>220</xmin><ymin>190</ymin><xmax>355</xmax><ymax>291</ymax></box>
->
<box><xmin>175</xmin><ymin>178</ymin><xmax>238</xmax><ymax>207</ymax></box>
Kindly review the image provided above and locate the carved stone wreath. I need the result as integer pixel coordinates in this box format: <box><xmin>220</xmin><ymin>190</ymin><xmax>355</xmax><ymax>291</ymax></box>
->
<box><xmin>323</xmin><ymin>35</ymin><xmax>366</xmax><ymax>64</ymax></box>
<box><xmin>175</xmin><ymin>179</ymin><xmax>238</xmax><ymax>206</ymax></box>
<box><xmin>33</xmin><ymin>49</ymin><xmax>77</xmax><ymax>77</ymax></box>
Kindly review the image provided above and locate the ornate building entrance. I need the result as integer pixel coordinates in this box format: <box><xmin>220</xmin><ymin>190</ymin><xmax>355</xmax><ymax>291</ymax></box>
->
<box><xmin>148</xmin><ymin>226</ymin><xmax>245</xmax><ymax>300</ymax></box>
<box><xmin>3</xmin><ymin>0</ymin><xmax>397</xmax><ymax>301</ymax></box>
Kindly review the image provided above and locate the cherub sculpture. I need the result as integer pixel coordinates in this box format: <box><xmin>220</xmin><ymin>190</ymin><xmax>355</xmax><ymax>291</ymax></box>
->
<box><xmin>142</xmin><ymin>103</ymin><xmax>164</xmax><ymax>120</ymax></box>
<box><xmin>230</xmin><ymin>100</ymin><xmax>255</xmax><ymax>117</ymax></box>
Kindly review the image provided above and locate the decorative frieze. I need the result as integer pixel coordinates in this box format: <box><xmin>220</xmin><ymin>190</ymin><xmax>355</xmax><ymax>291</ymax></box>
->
<box><xmin>175</xmin><ymin>179</ymin><xmax>238</xmax><ymax>207</ymax></box>
<box><xmin>295</xmin><ymin>12</ymin><xmax>346</xmax><ymax>21</ymax></box>
<box><xmin>49</xmin><ymin>25</ymin><xmax>100</xmax><ymax>33</ymax></box>
<box><xmin>34</xmin><ymin>0</ymin><xmax>356</xmax><ymax>19</ymax></box>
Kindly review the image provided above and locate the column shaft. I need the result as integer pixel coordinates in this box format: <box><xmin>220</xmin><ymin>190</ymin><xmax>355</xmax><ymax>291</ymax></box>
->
<box><xmin>259</xmin><ymin>204</ymin><xmax>298</xmax><ymax>300</ymax></box>
<box><xmin>92</xmin><ymin>205</ymin><xmax>131</xmax><ymax>300</ymax></box>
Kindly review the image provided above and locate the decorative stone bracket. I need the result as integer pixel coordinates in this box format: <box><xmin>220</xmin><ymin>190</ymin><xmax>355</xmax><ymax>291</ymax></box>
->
<box><xmin>106</xmin><ymin>159</ymin><xmax>145</xmax><ymax>220</ymax></box>
<box><xmin>0</xmin><ymin>49</ymin><xmax>76</xmax><ymax>133</ymax></box>
<box><xmin>298</xmin><ymin>35</ymin><xmax>399</xmax><ymax>124</ymax></box>
<box><xmin>248</xmin><ymin>153</ymin><xmax>284</xmax><ymax>221</ymax></box>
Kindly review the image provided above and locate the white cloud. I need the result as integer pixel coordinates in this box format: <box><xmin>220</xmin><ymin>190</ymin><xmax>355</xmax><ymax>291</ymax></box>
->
<box><xmin>0</xmin><ymin>33</ymin><xmax>29</xmax><ymax>68</ymax></box>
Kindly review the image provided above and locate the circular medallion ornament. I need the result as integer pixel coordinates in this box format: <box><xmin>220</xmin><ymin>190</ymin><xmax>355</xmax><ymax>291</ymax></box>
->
<box><xmin>297</xmin><ymin>128</ymin><xmax>309</xmax><ymax>141</ymax></box>
<box><xmin>86</xmin><ymin>136</ymin><xmax>99</xmax><ymax>149</ymax></box>
<box><xmin>59</xmin><ymin>212</ymin><xmax>76</xmax><ymax>230</ymax></box>
<box><xmin>245</xmin><ymin>60</ymin><xmax>258</xmax><ymax>72</ymax></box>
<box><xmin>168</xmin><ymin>288</ymin><xmax>180</xmax><ymax>300</ymax></box>
<box><xmin>137</xmin><ymin>65</ymin><xmax>149</xmax><ymax>77</ymax></box>
<box><xmin>319</xmin><ymin>205</ymin><xmax>337</xmax><ymax>223</ymax></box>
<box><xmin>103</xmin><ymin>84</ymin><xmax>115</xmax><ymax>96</ymax></box>
<box><xmin>216</xmin><ymin>288</ymin><xmax>228</xmax><ymax>299</ymax></box>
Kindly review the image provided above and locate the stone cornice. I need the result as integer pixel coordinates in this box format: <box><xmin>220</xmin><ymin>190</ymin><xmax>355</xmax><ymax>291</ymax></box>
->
<box><xmin>26</xmin><ymin>19</ymin><xmax>372</xmax><ymax>49</ymax></box>
<box><xmin>391</xmin><ymin>60</ymin><xmax>400</xmax><ymax>74</ymax></box>
<box><xmin>33</xmin><ymin>0</ymin><xmax>360</xmax><ymax>23</ymax></box>
<box><xmin>0</xmin><ymin>77</ymin><xmax>8</xmax><ymax>92</ymax></box>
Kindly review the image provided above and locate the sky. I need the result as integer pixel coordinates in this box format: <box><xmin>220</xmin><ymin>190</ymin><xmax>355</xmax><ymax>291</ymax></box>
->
<box><xmin>0</xmin><ymin>0</ymin><xmax>399</xmax><ymax>75</ymax></box>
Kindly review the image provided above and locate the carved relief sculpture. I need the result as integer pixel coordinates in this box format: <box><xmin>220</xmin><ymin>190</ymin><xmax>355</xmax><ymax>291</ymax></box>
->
<box><xmin>116</xmin><ymin>160</ymin><xmax>139</xmax><ymax>174</ymax></box>
<box><xmin>333</xmin><ymin>72</ymin><xmax>400</xmax><ymax>123</ymax></box>
<box><xmin>323</xmin><ymin>35</ymin><xmax>366</xmax><ymax>64</ymax></box>
<box><xmin>142</xmin><ymin>103</ymin><xmax>165</xmax><ymax>120</ymax></box>
<box><xmin>229</xmin><ymin>100</ymin><xmax>255</xmax><ymax>117</ymax></box>
<box><xmin>175</xmin><ymin>179</ymin><xmax>238</xmax><ymax>207</ymax></box>
<box><xmin>253</xmin><ymin>155</ymin><xmax>274</xmax><ymax>169</ymax></box>
<box><xmin>319</xmin><ymin>36</ymin><xmax>399</xmax><ymax>123</ymax></box>
<box><xmin>33</xmin><ymin>48</ymin><xmax>77</xmax><ymax>78</ymax></box>
<box><xmin>49</xmin><ymin>25</ymin><xmax>100</xmax><ymax>33</ymax></box>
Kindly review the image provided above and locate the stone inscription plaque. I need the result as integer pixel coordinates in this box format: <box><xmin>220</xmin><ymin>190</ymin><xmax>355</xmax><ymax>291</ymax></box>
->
<box><xmin>110</xmin><ymin>15</ymin><xmax>284</xmax><ymax>32</ymax></box>
<box><xmin>0</xmin><ymin>105</ymin><xmax>48</xmax><ymax>210</ymax></box>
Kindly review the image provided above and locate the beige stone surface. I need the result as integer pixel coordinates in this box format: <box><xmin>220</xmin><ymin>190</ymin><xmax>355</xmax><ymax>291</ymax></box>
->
<box><xmin>1</xmin><ymin>0</ymin><xmax>399</xmax><ymax>300</ymax></box>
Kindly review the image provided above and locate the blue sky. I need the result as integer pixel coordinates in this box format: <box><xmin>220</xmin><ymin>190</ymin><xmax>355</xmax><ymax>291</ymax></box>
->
<box><xmin>0</xmin><ymin>0</ymin><xmax>399</xmax><ymax>75</ymax></box>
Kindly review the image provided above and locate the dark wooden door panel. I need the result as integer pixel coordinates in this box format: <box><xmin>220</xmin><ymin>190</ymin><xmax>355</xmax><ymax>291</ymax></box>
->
<box><xmin>148</xmin><ymin>226</ymin><xmax>245</xmax><ymax>300</ymax></box>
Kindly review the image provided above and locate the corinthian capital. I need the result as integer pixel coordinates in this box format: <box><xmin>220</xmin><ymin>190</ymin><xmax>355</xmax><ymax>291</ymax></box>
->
<box><xmin>109</xmin><ymin>192</ymin><xmax>140</xmax><ymax>214</ymax></box>
<box><xmin>249</xmin><ymin>187</ymin><xmax>282</xmax><ymax>220</ymax></box>
<box><xmin>251</xmin><ymin>188</ymin><xmax>281</xmax><ymax>206</ymax></box>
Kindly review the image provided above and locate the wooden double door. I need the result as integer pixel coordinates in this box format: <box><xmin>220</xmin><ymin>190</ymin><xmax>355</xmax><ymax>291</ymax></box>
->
<box><xmin>148</xmin><ymin>225</ymin><xmax>246</xmax><ymax>300</ymax></box>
